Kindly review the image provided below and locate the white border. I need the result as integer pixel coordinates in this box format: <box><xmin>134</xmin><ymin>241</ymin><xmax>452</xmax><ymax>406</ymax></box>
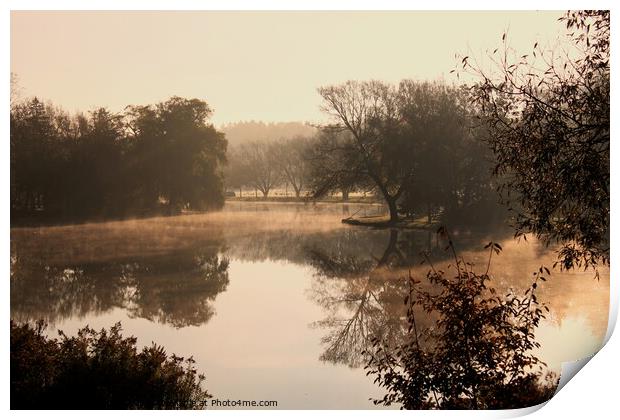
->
<box><xmin>3</xmin><ymin>1</ymin><xmax>618</xmax><ymax>419</ymax></box>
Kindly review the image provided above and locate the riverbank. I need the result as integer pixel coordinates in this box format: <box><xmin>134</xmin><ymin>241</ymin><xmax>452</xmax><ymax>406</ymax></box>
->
<box><xmin>226</xmin><ymin>195</ymin><xmax>382</xmax><ymax>204</ymax></box>
<box><xmin>341</xmin><ymin>214</ymin><xmax>437</xmax><ymax>230</ymax></box>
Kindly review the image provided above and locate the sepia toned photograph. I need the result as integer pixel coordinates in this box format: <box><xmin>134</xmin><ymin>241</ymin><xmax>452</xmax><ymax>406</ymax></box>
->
<box><xmin>8</xmin><ymin>7</ymin><xmax>610</xmax><ymax>411</ymax></box>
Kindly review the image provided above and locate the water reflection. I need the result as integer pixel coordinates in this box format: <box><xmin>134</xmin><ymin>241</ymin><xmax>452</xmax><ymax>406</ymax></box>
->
<box><xmin>10</xmin><ymin>202</ymin><xmax>609</xmax><ymax>408</ymax></box>
<box><xmin>305</xmin><ymin>228</ymin><xmax>486</xmax><ymax>368</ymax></box>
<box><xmin>11</xmin><ymin>243</ymin><xmax>229</xmax><ymax>328</ymax></box>
<box><xmin>10</xmin><ymin>203</ymin><xmax>378</xmax><ymax>327</ymax></box>
<box><xmin>308</xmin><ymin>230</ymin><xmax>409</xmax><ymax>367</ymax></box>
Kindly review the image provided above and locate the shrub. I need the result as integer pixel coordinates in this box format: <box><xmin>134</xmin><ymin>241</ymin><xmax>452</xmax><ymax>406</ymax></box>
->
<box><xmin>10</xmin><ymin>321</ymin><xmax>211</xmax><ymax>409</ymax></box>
<box><xmin>364</xmin><ymin>232</ymin><xmax>558</xmax><ymax>409</ymax></box>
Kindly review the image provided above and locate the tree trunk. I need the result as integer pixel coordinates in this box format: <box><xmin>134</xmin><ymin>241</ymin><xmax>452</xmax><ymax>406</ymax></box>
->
<box><xmin>386</xmin><ymin>196</ymin><xmax>399</xmax><ymax>224</ymax></box>
<box><xmin>377</xmin><ymin>229</ymin><xmax>400</xmax><ymax>267</ymax></box>
<box><xmin>342</xmin><ymin>189</ymin><xmax>349</xmax><ymax>201</ymax></box>
<box><xmin>294</xmin><ymin>187</ymin><xmax>301</xmax><ymax>198</ymax></box>
<box><xmin>262</xmin><ymin>190</ymin><xmax>269</xmax><ymax>198</ymax></box>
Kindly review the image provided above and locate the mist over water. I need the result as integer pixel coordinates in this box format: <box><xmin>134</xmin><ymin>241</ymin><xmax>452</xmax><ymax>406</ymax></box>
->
<box><xmin>10</xmin><ymin>202</ymin><xmax>609</xmax><ymax>409</ymax></box>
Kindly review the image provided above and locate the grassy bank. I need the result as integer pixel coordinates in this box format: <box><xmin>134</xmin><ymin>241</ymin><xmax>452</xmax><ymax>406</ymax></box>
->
<box><xmin>341</xmin><ymin>215</ymin><xmax>438</xmax><ymax>229</ymax></box>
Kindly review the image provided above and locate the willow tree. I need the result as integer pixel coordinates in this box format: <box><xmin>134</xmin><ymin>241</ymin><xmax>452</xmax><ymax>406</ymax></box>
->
<box><xmin>316</xmin><ymin>81</ymin><xmax>413</xmax><ymax>222</ymax></box>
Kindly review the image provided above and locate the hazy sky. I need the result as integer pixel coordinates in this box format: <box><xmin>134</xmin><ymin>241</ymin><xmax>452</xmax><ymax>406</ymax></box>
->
<box><xmin>11</xmin><ymin>11</ymin><xmax>566</xmax><ymax>126</ymax></box>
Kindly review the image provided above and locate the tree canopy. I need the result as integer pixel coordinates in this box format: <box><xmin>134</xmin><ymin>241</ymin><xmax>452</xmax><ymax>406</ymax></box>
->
<box><xmin>462</xmin><ymin>10</ymin><xmax>610</xmax><ymax>270</ymax></box>
<box><xmin>316</xmin><ymin>81</ymin><xmax>410</xmax><ymax>222</ymax></box>
<box><xmin>11</xmin><ymin>96</ymin><xmax>227</xmax><ymax>222</ymax></box>
<box><xmin>312</xmin><ymin>80</ymin><xmax>497</xmax><ymax>224</ymax></box>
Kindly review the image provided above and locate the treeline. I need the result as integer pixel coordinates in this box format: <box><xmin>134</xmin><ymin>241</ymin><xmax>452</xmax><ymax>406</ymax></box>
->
<box><xmin>10</xmin><ymin>96</ymin><xmax>227</xmax><ymax>222</ymax></box>
<box><xmin>225</xmin><ymin>82</ymin><xmax>503</xmax><ymax>226</ymax></box>
<box><xmin>226</xmin><ymin>137</ymin><xmax>313</xmax><ymax>198</ymax></box>
<box><xmin>12</xmin><ymin>84</ymin><xmax>499</xmax><ymax>226</ymax></box>
<box><xmin>220</xmin><ymin>120</ymin><xmax>316</xmax><ymax>147</ymax></box>
<box><xmin>313</xmin><ymin>81</ymin><xmax>500</xmax><ymax>224</ymax></box>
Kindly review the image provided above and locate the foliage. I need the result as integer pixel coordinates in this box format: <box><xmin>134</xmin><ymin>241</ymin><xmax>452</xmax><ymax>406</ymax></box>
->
<box><xmin>461</xmin><ymin>11</ymin><xmax>610</xmax><ymax>270</ymax></box>
<box><xmin>125</xmin><ymin>97</ymin><xmax>227</xmax><ymax>211</ymax></box>
<box><xmin>224</xmin><ymin>144</ymin><xmax>251</xmax><ymax>194</ymax></box>
<box><xmin>316</xmin><ymin>80</ymin><xmax>410</xmax><ymax>222</ymax></box>
<box><xmin>314</xmin><ymin>80</ymin><xmax>500</xmax><ymax>223</ymax></box>
<box><xmin>306</xmin><ymin>128</ymin><xmax>373</xmax><ymax>200</ymax></box>
<box><xmin>397</xmin><ymin>82</ymin><xmax>499</xmax><ymax>225</ymax></box>
<box><xmin>11</xmin><ymin>320</ymin><xmax>211</xmax><ymax>409</ymax></box>
<box><xmin>364</xmin><ymin>233</ymin><xmax>557</xmax><ymax>409</ymax></box>
<box><xmin>10</xmin><ymin>96</ymin><xmax>227</xmax><ymax>222</ymax></box>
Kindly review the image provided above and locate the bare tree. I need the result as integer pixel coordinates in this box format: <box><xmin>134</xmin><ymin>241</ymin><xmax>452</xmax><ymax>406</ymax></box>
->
<box><xmin>238</xmin><ymin>140</ymin><xmax>280</xmax><ymax>198</ymax></box>
<box><xmin>307</xmin><ymin>129</ymin><xmax>369</xmax><ymax>202</ymax></box>
<box><xmin>273</xmin><ymin>136</ymin><xmax>311</xmax><ymax>198</ymax></box>
<box><xmin>309</xmin><ymin>229</ymin><xmax>407</xmax><ymax>368</ymax></box>
<box><xmin>316</xmin><ymin>81</ymin><xmax>414</xmax><ymax>222</ymax></box>
<box><xmin>224</xmin><ymin>145</ymin><xmax>251</xmax><ymax>197</ymax></box>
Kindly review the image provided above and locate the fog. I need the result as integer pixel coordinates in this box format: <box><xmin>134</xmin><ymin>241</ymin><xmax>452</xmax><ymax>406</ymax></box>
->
<box><xmin>9</xmin><ymin>10</ymin><xmax>609</xmax><ymax>410</ymax></box>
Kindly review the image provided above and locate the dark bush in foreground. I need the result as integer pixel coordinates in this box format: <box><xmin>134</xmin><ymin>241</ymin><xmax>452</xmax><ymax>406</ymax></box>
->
<box><xmin>10</xmin><ymin>321</ymin><xmax>211</xmax><ymax>409</ymax></box>
<box><xmin>364</xmin><ymin>234</ymin><xmax>558</xmax><ymax>409</ymax></box>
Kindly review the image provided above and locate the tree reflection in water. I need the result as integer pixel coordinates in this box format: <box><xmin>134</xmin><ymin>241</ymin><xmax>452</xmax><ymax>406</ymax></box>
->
<box><xmin>11</xmin><ymin>245</ymin><xmax>229</xmax><ymax>328</ymax></box>
<box><xmin>308</xmin><ymin>227</ymin><xmax>558</xmax><ymax>408</ymax></box>
<box><xmin>10</xmin><ymin>208</ymin><xmax>601</xmax><ymax>409</ymax></box>
<box><xmin>308</xmin><ymin>229</ymin><xmax>411</xmax><ymax>368</ymax></box>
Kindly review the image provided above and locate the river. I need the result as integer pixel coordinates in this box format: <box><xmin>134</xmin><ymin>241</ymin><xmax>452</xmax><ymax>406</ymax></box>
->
<box><xmin>10</xmin><ymin>201</ymin><xmax>609</xmax><ymax>409</ymax></box>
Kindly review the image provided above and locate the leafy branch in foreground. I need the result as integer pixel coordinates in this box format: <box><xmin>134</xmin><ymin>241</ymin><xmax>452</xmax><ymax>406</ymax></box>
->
<box><xmin>459</xmin><ymin>11</ymin><xmax>609</xmax><ymax>272</ymax></box>
<box><xmin>364</xmin><ymin>235</ymin><xmax>557</xmax><ymax>409</ymax></box>
<box><xmin>11</xmin><ymin>321</ymin><xmax>211</xmax><ymax>409</ymax></box>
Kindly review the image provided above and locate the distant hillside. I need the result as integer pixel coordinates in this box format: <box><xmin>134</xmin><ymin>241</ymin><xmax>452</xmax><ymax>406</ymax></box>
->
<box><xmin>219</xmin><ymin>121</ymin><xmax>317</xmax><ymax>146</ymax></box>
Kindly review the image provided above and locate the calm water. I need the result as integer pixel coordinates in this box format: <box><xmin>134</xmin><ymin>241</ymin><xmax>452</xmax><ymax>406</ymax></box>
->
<box><xmin>10</xmin><ymin>202</ymin><xmax>610</xmax><ymax>409</ymax></box>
